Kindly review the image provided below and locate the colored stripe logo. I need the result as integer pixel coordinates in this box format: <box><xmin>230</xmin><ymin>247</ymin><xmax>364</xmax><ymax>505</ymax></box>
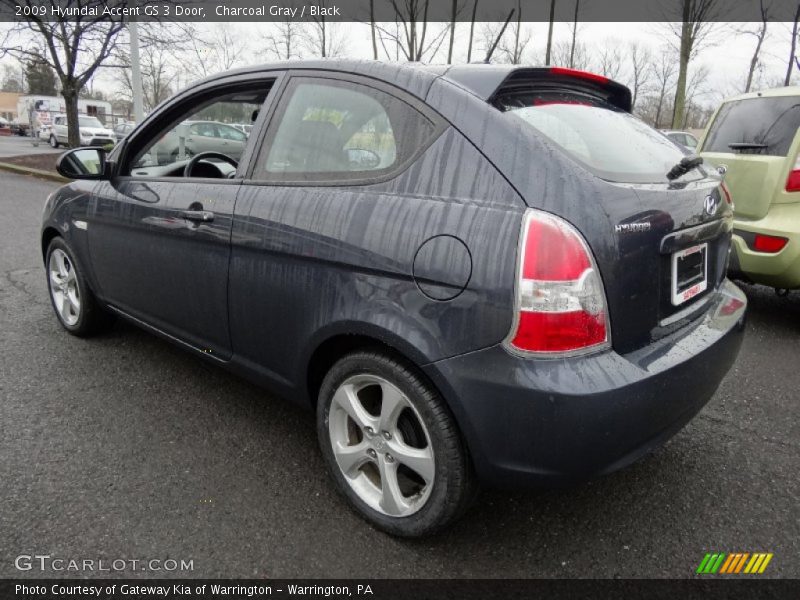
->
<box><xmin>697</xmin><ymin>552</ymin><xmax>773</xmax><ymax>574</ymax></box>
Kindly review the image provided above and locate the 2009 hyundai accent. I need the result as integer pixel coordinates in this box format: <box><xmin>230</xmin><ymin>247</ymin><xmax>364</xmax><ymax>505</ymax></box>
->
<box><xmin>42</xmin><ymin>60</ymin><xmax>746</xmax><ymax>537</ymax></box>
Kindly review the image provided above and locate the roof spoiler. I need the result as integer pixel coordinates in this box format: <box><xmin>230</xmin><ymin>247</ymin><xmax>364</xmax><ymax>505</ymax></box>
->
<box><xmin>490</xmin><ymin>67</ymin><xmax>633</xmax><ymax>113</ymax></box>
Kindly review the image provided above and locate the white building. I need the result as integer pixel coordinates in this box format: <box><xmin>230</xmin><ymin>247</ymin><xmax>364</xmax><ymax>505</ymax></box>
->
<box><xmin>16</xmin><ymin>95</ymin><xmax>113</xmax><ymax>129</ymax></box>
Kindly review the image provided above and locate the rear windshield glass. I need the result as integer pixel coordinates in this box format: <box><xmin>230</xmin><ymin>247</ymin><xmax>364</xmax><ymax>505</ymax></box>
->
<box><xmin>703</xmin><ymin>96</ymin><xmax>800</xmax><ymax>157</ymax></box>
<box><xmin>493</xmin><ymin>91</ymin><xmax>701</xmax><ymax>184</ymax></box>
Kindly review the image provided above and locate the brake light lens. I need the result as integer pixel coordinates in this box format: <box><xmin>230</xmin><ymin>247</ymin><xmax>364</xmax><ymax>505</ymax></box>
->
<box><xmin>786</xmin><ymin>156</ymin><xmax>800</xmax><ymax>192</ymax></box>
<box><xmin>753</xmin><ymin>234</ymin><xmax>788</xmax><ymax>253</ymax></box>
<box><xmin>549</xmin><ymin>66</ymin><xmax>609</xmax><ymax>85</ymax></box>
<box><xmin>506</xmin><ymin>210</ymin><xmax>610</xmax><ymax>355</ymax></box>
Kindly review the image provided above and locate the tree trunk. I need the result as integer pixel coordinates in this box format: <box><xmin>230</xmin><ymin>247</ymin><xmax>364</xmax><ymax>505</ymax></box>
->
<box><xmin>447</xmin><ymin>0</ymin><xmax>457</xmax><ymax>63</ymax></box>
<box><xmin>786</xmin><ymin>6</ymin><xmax>800</xmax><ymax>86</ymax></box>
<box><xmin>745</xmin><ymin>24</ymin><xmax>766</xmax><ymax>93</ymax></box>
<box><xmin>545</xmin><ymin>0</ymin><xmax>556</xmax><ymax>65</ymax></box>
<box><xmin>671</xmin><ymin>19</ymin><xmax>692</xmax><ymax>129</ymax></box>
<box><xmin>569</xmin><ymin>0</ymin><xmax>580</xmax><ymax>67</ymax></box>
<box><xmin>467</xmin><ymin>0</ymin><xmax>478</xmax><ymax>62</ymax></box>
<box><xmin>370</xmin><ymin>1</ymin><xmax>378</xmax><ymax>60</ymax></box>
<box><xmin>62</xmin><ymin>85</ymin><xmax>80</xmax><ymax>148</ymax></box>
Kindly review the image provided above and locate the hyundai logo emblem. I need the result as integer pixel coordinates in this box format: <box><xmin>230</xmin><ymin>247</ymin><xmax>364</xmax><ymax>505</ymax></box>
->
<box><xmin>716</xmin><ymin>164</ymin><xmax>728</xmax><ymax>175</ymax></box>
<box><xmin>704</xmin><ymin>194</ymin><xmax>718</xmax><ymax>216</ymax></box>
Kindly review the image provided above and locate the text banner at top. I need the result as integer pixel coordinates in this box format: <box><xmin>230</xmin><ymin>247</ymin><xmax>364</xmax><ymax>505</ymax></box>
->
<box><xmin>2</xmin><ymin>0</ymin><xmax>800</xmax><ymax>23</ymax></box>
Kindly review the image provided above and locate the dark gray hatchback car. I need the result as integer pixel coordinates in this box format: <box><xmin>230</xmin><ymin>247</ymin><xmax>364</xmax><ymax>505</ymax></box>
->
<box><xmin>43</xmin><ymin>60</ymin><xmax>746</xmax><ymax>536</ymax></box>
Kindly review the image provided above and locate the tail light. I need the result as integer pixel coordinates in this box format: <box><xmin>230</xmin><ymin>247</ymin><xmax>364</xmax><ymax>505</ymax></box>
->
<box><xmin>752</xmin><ymin>233</ymin><xmax>788</xmax><ymax>253</ymax></box>
<box><xmin>505</xmin><ymin>209</ymin><xmax>610</xmax><ymax>356</ymax></box>
<box><xmin>786</xmin><ymin>155</ymin><xmax>800</xmax><ymax>192</ymax></box>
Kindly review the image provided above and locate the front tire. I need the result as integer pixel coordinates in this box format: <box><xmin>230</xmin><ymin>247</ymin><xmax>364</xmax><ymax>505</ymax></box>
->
<box><xmin>49</xmin><ymin>135</ymin><xmax>59</xmax><ymax>148</ymax></box>
<box><xmin>46</xmin><ymin>237</ymin><xmax>113</xmax><ymax>336</ymax></box>
<box><xmin>317</xmin><ymin>351</ymin><xmax>475</xmax><ymax>537</ymax></box>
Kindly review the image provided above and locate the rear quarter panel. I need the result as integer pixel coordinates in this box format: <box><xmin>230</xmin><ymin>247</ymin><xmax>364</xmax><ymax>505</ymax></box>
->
<box><xmin>228</xmin><ymin>127</ymin><xmax>525</xmax><ymax>403</ymax></box>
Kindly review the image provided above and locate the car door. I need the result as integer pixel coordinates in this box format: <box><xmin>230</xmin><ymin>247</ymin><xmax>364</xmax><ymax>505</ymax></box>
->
<box><xmin>187</xmin><ymin>122</ymin><xmax>218</xmax><ymax>155</ymax></box>
<box><xmin>87</xmin><ymin>77</ymin><xmax>278</xmax><ymax>360</ymax></box>
<box><xmin>228</xmin><ymin>73</ymin><xmax>449</xmax><ymax>387</ymax></box>
<box><xmin>216</xmin><ymin>123</ymin><xmax>247</xmax><ymax>160</ymax></box>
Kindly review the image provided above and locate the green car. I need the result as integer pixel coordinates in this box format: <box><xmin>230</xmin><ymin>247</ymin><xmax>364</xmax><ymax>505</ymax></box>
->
<box><xmin>699</xmin><ymin>86</ymin><xmax>800</xmax><ymax>291</ymax></box>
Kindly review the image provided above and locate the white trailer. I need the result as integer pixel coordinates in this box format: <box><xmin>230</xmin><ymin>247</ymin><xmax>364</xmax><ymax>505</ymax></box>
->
<box><xmin>16</xmin><ymin>95</ymin><xmax>112</xmax><ymax>134</ymax></box>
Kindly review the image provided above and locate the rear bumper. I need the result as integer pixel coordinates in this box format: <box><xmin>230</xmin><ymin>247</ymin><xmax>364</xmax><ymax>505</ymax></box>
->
<box><xmin>731</xmin><ymin>202</ymin><xmax>800</xmax><ymax>289</ymax></box>
<box><xmin>423</xmin><ymin>279</ymin><xmax>747</xmax><ymax>488</ymax></box>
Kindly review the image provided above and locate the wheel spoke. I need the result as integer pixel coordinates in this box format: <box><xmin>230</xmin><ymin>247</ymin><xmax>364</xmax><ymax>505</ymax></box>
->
<box><xmin>66</xmin><ymin>289</ymin><xmax>80</xmax><ymax>314</ymax></box>
<box><xmin>333</xmin><ymin>441</ymin><xmax>371</xmax><ymax>478</ymax></box>
<box><xmin>332</xmin><ymin>383</ymin><xmax>376</xmax><ymax>430</ymax></box>
<box><xmin>379</xmin><ymin>382</ymin><xmax>408</xmax><ymax>432</ymax></box>
<box><xmin>53</xmin><ymin>250</ymin><xmax>68</xmax><ymax>277</ymax></box>
<box><xmin>53</xmin><ymin>290</ymin><xmax>65</xmax><ymax>314</ymax></box>
<box><xmin>377</xmin><ymin>457</ymin><xmax>409</xmax><ymax>515</ymax></box>
<box><xmin>388</xmin><ymin>440</ymin><xmax>435</xmax><ymax>484</ymax></box>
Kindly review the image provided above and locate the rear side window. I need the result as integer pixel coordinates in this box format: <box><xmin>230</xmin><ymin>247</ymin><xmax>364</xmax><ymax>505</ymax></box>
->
<box><xmin>493</xmin><ymin>90</ymin><xmax>697</xmax><ymax>184</ymax></box>
<box><xmin>703</xmin><ymin>96</ymin><xmax>800</xmax><ymax>157</ymax></box>
<box><xmin>255</xmin><ymin>77</ymin><xmax>438</xmax><ymax>182</ymax></box>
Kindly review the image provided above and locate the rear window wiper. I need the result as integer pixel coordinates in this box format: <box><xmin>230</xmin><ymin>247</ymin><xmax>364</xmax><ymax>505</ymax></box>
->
<box><xmin>728</xmin><ymin>142</ymin><xmax>767</xmax><ymax>152</ymax></box>
<box><xmin>666</xmin><ymin>154</ymin><xmax>704</xmax><ymax>181</ymax></box>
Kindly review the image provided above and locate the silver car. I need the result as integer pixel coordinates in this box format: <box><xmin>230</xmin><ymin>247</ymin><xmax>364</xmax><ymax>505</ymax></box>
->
<box><xmin>150</xmin><ymin>120</ymin><xmax>248</xmax><ymax>164</ymax></box>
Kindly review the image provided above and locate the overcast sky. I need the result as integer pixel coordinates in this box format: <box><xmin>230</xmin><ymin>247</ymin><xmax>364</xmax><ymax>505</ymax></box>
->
<box><xmin>3</xmin><ymin>20</ymin><xmax>797</xmax><ymax>108</ymax></box>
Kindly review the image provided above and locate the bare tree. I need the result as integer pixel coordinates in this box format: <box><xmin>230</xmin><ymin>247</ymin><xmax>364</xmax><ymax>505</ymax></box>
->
<box><xmin>569</xmin><ymin>0</ymin><xmax>581</xmax><ymax>68</ymax></box>
<box><xmin>479</xmin><ymin>8</ymin><xmax>530</xmax><ymax>65</ymax></box>
<box><xmin>377</xmin><ymin>1</ymin><xmax>450</xmax><ymax>62</ymax></box>
<box><xmin>552</xmin><ymin>39</ymin><xmax>590</xmax><ymax>70</ymax></box>
<box><xmin>262</xmin><ymin>21</ymin><xmax>304</xmax><ymax>61</ymax></box>
<box><xmin>3</xmin><ymin>0</ymin><xmax>127</xmax><ymax>146</ymax></box>
<box><xmin>742</xmin><ymin>0</ymin><xmax>770</xmax><ymax>92</ymax></box>
<box><xmin>786</xmin><ymin>2</ymin><xmax>800</xmax><ymax>85</ymax></box>
<box><xmin>467</xmin><ymin>0</ymin><xmax>479</xmax><ymax>62</ymax></box>
<box><xmin>183</xmin><ymin>24</ymin><xmax>248</xmax><ymax>82</ymax></box>
<box><xmin>545</xmin><ymin>0</ymin><xmax>556</xmax><ymax>65</ymax></box>
<box><xmin>447</xmin><ymin>0</ymin><xmax>466</xmax><ymax>64</ymax></box>
<box><xmin>664</xmin><ymin>0</ymin><xmax>722</xmax><ymax>129</ymax></box>
<box><xmin>302</xmin><ymin>2</ymin><xmax>347</xmax><ymax>58</ymax></box>
<box><xmin>115</xmin><ymin>24</ymin><xmax>181</xmax><ymax>112</ymax></box>
<box><xmin>653</xmin><ymin>47</ymin><xmax>678</xmax><ymax>129</ymax></box>
<box><xmin>370</xmin><ymin>0</ymin><xmax>379</xmax><ymax>60</ymax></box>
<box><xmin>628</xmin><ymin>42</ymin><xmax>653</xmax><ymax>109</ymax></box>
<box><xmin>597</xmin><ymin>40</ymin><xmax>623</xmax><ymax>80</ymax></box>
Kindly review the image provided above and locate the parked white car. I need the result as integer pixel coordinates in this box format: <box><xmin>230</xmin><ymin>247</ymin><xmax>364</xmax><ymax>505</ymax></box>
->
<box><xmin>49</xmin><ymin>115</ymin><xmax>115</xmax><ymax>148</ymax></box>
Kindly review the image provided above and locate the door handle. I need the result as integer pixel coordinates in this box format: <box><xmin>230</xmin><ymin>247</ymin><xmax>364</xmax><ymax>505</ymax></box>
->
<box><xmin>181</xmin><ymin>210</ymin><xmax>214</xmax><ymax>222</ymax></box>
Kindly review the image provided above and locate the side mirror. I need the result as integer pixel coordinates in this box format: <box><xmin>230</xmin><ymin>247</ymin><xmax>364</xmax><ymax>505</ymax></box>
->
<box><xmin>346</xmin><ymin>148</ymin><xmax>381</xmax><ymax>170</ymax></box>
<box><xmin>56</xmin><ymin>147</ymin><xmax>108</xmax><ymax>180</ymax></box>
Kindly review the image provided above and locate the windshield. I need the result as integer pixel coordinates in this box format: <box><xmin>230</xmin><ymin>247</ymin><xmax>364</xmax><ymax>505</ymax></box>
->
<box><xmin>703</xmin><ymin>96</ymin><xmax>800</xmax><ymax>157</ymax></box>
<box><xmin>79</xmin><ymin>117</ymin><xmax>104</xmax><ymax>128</ymax></box>
<box><xmin>494</xmin><ymin>91</ymin><xmax>701</xmax><ymax>184</ymax></box>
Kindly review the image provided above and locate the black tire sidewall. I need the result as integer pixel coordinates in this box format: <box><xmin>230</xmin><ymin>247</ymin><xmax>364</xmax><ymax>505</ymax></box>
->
<box><xmin>49</xmin><ymin>135</ymin><xmax>58</xmax><ymax>148</ymax></box>
<box><xmin>317</xmin><ymin>351</ymin><xmax>470</xmax><ymax>537</ymax></box>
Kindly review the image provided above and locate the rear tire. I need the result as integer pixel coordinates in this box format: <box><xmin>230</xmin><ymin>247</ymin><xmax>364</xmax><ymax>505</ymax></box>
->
<box><xmin>317</xmin><ymin>350</ymin><xmax>475</xmax><ymax>537</ymax></box>
<box><xmin>49</xmin><ymin>135</ymin><xmax>59</xmax><ymax>148</ymax></box>
<box><xmin>46</xmin><ymin>237</ymin><xmax>113</xmax><ymax>337</ymax></box>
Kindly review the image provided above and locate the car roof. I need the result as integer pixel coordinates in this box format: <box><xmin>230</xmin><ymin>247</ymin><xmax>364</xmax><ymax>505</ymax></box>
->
<box><xmin>190</xmin><ymin>59</ymin><xmax>559</xmax><ymax>102</ymax></box>
<box><xmin>720</xmin><ymin>85</ymin><xmax>800</xmax><ymax>103</ymax></box>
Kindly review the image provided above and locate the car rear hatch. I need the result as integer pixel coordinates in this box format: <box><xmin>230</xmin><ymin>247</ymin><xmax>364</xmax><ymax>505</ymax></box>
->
<box><xmin>699</xmin><ymin>93</ymin><xmax>800</xmax><ymax>220</ymax></box>
<box><xmin>474</xmin><ymin>68</ymin><xmax>733</xmax><ymax>353</ymax></box>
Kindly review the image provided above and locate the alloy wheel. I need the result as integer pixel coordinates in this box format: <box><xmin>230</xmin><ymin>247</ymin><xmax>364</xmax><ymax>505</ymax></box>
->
<box><xmin>328</xmin><ymin>374</ymin><xmax>435</xmax><ymax>517</ymax></box>
<box><xmin>48</xmin><ymin>248</ymin><xmax>81</xmax><ymax>326</ymax></box>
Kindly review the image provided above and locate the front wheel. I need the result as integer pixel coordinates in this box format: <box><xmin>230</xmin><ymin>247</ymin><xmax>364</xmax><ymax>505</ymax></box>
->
<box><xmin>46</xmin><ymin>237</ymin><xmax>113</xmax><ymax>336</ymax></box>
<box><xmin>317</xmin><ymin>351</ymin><xmax>475</xmax><ymax>537</ymax></box>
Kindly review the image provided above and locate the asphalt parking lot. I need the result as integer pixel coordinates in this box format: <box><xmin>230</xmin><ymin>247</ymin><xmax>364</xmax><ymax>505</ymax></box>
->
<box><xmin>0</xmin><ymin>134</ymin><xmax>60</xmax><ymax>158</ymax></box>
<box><xmin>0</xmin><ymin>170</ymin><xmax>798</xmax><ymax>579</ymax></box>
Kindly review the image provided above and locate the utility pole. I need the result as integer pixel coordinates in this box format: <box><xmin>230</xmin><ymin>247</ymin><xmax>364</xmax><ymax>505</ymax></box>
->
<box><xmin>129</xmin><ymin>19</ymin><xmax>144</xmax><ymax>123</ymax></box>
